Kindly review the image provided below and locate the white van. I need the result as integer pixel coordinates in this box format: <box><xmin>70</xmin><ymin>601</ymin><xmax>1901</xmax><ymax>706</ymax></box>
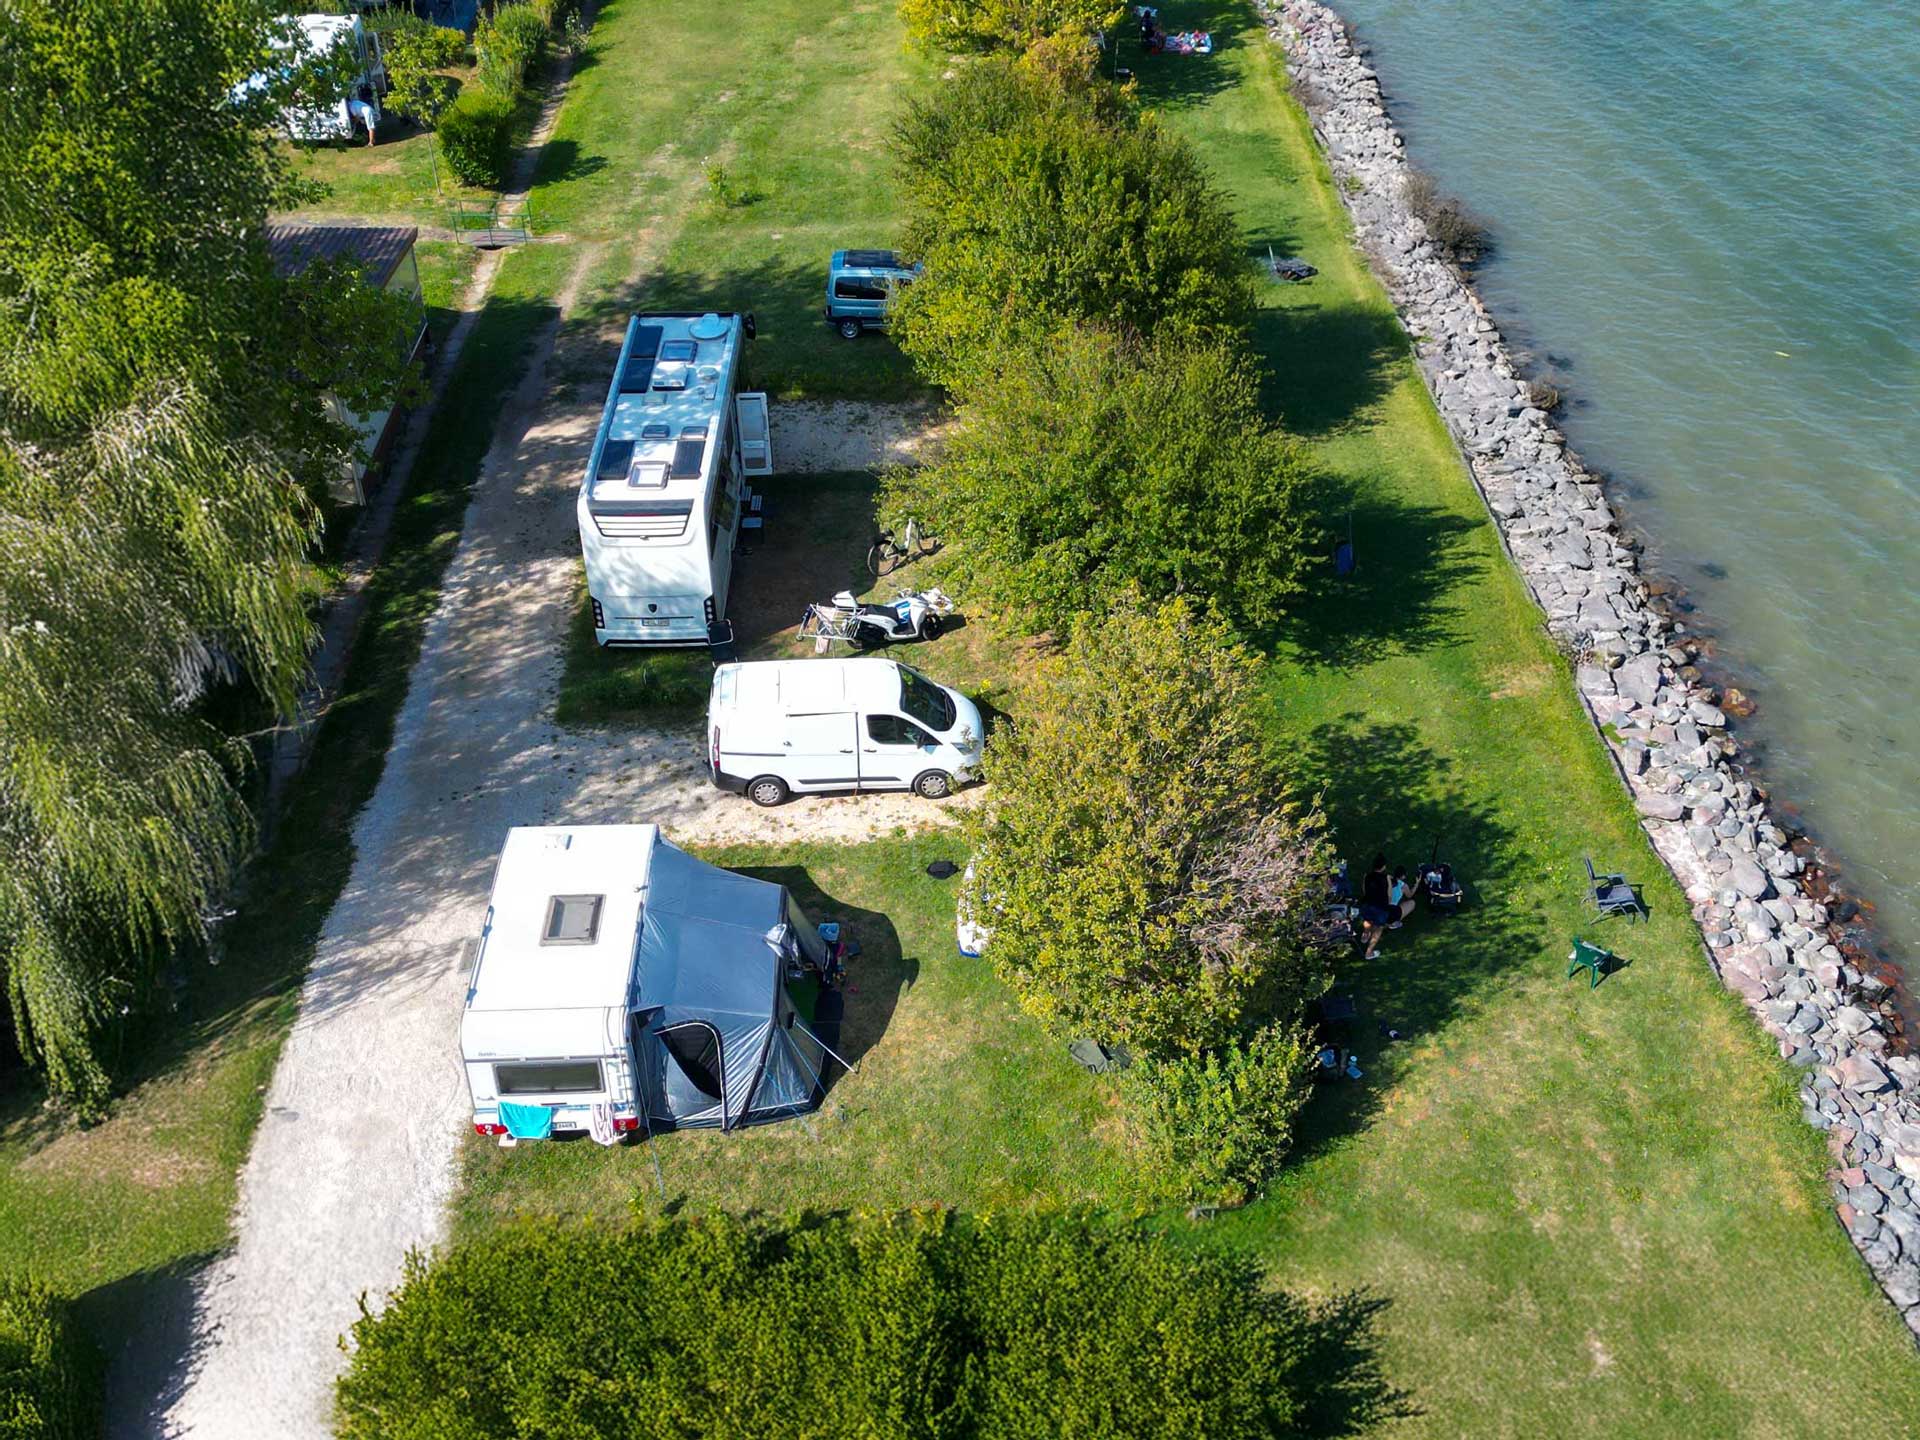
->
<box><xmin>709</xmin><ymin>658</ymin><xmax>984</xmax><ymax>806</ymax></box>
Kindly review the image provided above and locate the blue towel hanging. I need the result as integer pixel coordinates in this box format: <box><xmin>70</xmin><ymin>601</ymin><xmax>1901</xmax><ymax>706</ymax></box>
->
<box><xmin>498</xmin><ymin>1100</ymin><xmax>554</xmax><ymax>1140</ymax></box>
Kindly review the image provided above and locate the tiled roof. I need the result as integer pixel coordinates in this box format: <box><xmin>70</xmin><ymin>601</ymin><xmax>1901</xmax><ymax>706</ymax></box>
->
<box><xmin>265</xmin><ymin>222</ymin><xmax>419</xmax><ymax>286</ymax></box>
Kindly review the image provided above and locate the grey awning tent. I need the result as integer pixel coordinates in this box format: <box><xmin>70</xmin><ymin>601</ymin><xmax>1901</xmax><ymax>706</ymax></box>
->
<box><xmin>634</xmin><ymin>837</ymin><xmax>828</xmax><ymax>1130</ymax></box>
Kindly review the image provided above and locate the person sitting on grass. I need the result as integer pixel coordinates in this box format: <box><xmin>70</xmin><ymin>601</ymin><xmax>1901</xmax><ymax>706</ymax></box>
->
<box><xmin>1388</xmin><ymin>866</ymin><xmax>1418</xmax><ymax>929</ymax></box>
<box><xmin>1359</xmin><ymin>853</ymin><xmax>1391</xmax><ymax>960</ymax></box>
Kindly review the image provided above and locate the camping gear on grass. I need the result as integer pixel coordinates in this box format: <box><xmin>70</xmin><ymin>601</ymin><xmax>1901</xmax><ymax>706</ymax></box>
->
<box><xmin>1584</xmin><ymin>855</ymin><xmax>1647</xmax><ymax>923</ymax></box>
<box><xmin>1421</xmin><ymin>839</ymin><xmax>1465</xmax><ymax>914</ymax></box>
<box><xmin>1566</xmin><ymin>937</ymin><xmax>1620</xmax><ymax>989</ymax></box>
<box><xmin>462</xmin><ymin>825</ymin><xmax>838</xmax><ymax>1140</ymax></box>
<box><xmin>1267</xmin><ymin>247</ymin><xmax>1318</xmax><ymax>282</ymax></box>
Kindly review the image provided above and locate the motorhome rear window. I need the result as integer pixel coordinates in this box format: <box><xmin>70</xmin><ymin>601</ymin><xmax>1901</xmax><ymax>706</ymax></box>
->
<box><xmin>541</xmin><ymin>894</ymin><xmax>603</xmax><ymax>945</ymax></box>
<box><xmin>495</xmin><ymin>1060</ymin><xmax>602</xmax><ymax>1094</ymax></box>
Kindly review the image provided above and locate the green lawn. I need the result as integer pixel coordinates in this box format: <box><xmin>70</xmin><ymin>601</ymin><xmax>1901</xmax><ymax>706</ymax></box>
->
<box><xmin>0</xmin><ymin>244</ymin><xmax>571</xmax><ymax>1360</ymax></box>
<box><xmin>531</xmin><ymin>0</ymin><xmax>933</xmax><ymax>399</ymax></box>
<box><xmin>482</xmin><ymin>4</ymin><xmax>1920</xmax><ymax>1436</ymax></box>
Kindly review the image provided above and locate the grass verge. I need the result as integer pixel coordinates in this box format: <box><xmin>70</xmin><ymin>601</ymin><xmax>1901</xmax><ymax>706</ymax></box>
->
<box><xmin>0</xmin><ymin>243</ymin><xmax>568</xmax><ymax>1364</ymax></box>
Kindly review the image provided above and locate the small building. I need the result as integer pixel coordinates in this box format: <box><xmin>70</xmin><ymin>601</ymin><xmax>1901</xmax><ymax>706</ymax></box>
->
<box><xmin>266</xmin><ymin>221</ymin><xmax>427</xmax><ymax>503</ymax></box>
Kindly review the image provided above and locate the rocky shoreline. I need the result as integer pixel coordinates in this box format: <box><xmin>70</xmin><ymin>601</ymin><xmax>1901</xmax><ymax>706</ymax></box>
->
<box><xmin>1259</xmin><ymin>0</ymin><xmax>1920</xmax><ymax>1340</ymax></box>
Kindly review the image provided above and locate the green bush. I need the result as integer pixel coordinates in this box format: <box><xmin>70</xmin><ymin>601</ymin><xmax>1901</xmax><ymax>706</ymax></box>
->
<box><xmin>368</xmin><ymin>11</ymin><xmax>466</xmax><ymax>126</ymax></box>
<box><xmin>884</xmin><ymin>325</ymin><xmax>1320</xmax><ymax>630</ymax></box>
<box><xmin>898</xmin><ymin>0</ymin><xmax>1121</xmax><ymax>53</ymax></box>
<box><xmin>526</xmin><ymin>0</ymin><xmax>580</xmax><ymax>32</ymax></box>
<box><xmin>890</xmin><ymin>60</ymin><xmax>1251</xmax><ymax>391</ymax></box>
<box><xmin>474</xmin><ymin>1</ymin><xmax>548</xmax><ymax>97</ymax></box>
<box><xmin>1123</xmin><ymin>1022</ymin><xmax>1314</xmax><ymax>1205</ymax></box>
<box><xmin>337</xmin><ymin>1209</ymin><xmax>1331</xmax><ymax>1437</ymax></box>
<box><xmin>434</xmin><ymin>89</ymin><xmax>515</xmax><ymax>187</ymax></box>
<box><xmin>0</xmin><ymin>1280</ymin><xmax>100</xmax><ymax>1439</ymax></box>
<box><xmin>963</xmin><ymin>596</ymin><xmax>1332</xmax><ymax>1058</ymax></box>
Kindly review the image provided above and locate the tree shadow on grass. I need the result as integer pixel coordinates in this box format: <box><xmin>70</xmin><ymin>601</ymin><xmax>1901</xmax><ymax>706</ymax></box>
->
<box><xmin>725</xmin><ymin>866</ymin><xmax>914</xmax><ymax>1078</ymax></box>
<box><xmin>1254</xmin><ymin>490</ymin><xmax>1489</xmax><ymax>668</ymax></box>
<box><xmin>1253</xmin><ymin>298</ymin><xmax>1408</xmax><ymax>437</ymax></box>
<box><xmin>1279</xmin><ymin>1288</ymin><xmax>1422</xmax><ymax>1436</ymax></box>
<box><xmin>1283</xmin><ymin>714</ymin><xmax>1543</xmax><ymax>1164</ymax></box>
<box><xmin>533</xmin><ymin>138</ymin><xmax>608</xmax><ymax>188</ymax></box>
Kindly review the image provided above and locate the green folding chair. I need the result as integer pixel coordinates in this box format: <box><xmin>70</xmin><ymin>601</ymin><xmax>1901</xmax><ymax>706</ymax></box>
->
<box><xmin>1566</xmin><ymin>938</ymin><xmax>1617</xmax><ymax>990</ymax></box>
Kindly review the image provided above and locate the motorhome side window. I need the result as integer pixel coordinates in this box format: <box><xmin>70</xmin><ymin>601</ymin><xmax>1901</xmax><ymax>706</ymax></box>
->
<box><xmin>495</xmin><ymin>1059</ymin><xmax>602</xmax><ymax>1094</ymax></box>
<box><xmin>868</xmin><ymin>714</ymin><xmax>933</xmax><ymax>747</ymax></box>
<box><xmin>898</xmin><ymin>667</ymin><xmax>954</xmax><ymax>731</ymax></box>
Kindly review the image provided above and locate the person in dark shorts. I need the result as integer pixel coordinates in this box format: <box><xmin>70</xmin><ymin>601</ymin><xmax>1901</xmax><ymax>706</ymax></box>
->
<box><xmin>1359</xmin><ymin>854</ymin><xmax>1392</xmax><ymax>959</ymax></box>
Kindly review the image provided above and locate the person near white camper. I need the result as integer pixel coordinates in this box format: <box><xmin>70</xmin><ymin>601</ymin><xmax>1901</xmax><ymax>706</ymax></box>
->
<box><xmin>707</xmin><ymin>657</ymin><xmax>984</xmax><ymax>807</ymax></box>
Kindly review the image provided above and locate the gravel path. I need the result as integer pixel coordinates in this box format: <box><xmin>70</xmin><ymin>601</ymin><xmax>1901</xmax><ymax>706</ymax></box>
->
<box><xmin>114</xmin><ymin>246</ymin><xmax>951</xmax><ymax>1431</ymax></box>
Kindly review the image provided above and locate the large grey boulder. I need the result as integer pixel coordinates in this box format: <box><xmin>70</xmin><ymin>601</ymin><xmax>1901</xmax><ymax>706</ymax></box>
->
<box><xmin>1727</xmin><ymin>857</ymin><xmax>1771</xmax><ymax>900</ymax></box>
<box><xmin>1616</xmin><ymin>652</ymin><xmax>1663</xmax><ymax>707</ymax></box>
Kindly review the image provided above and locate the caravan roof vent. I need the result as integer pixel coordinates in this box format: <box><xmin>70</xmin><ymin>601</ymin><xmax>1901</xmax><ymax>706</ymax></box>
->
<box><xmin>659</xmin><ymin>339</ymin><xmax>697</xmax><ymax>363</ymax></box>
<box><xmin>688</xmin><ymin>312</ymin><xmax>729</xmax><ymax>341</ymax></box>
<box><xmin>640</xmin><ymin>422</ymin><xmax>671</xmax><ymax>440</ymax></box>
<box><xmin>541</xmin><ymin>894</ymin><xmax>603</xmax><ymax>946</ymax></box>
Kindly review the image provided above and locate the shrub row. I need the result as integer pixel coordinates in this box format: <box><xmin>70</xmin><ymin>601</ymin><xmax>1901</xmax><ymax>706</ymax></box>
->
<box><xmin>436</xmin><ymin>1</ymin><xmax>576</xmax><ymax>188</ymax></box>
<box><xmin>889</xmin><ymin>57</ymin><xmax>1334</xmax><ymax>1202</ymax></box>
<box><xmin>337</xmin><ymin>1209</ymin><xmax>1337</xmax><ymax>1437</ymax></box>
<box><xmin>899</xmin><ymin>0</ymin><xmax>1122</xmax><ymax>54</ymax></box>
<box><xmin>0</xmin><ymin>1280</ymin><xmax>99</xmax><ymax>1439</ymax></box>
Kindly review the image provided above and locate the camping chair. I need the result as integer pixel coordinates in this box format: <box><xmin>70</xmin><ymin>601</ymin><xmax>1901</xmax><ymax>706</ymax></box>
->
<box><xmin>1583</xmin><ymin>856</ymin><xmax>1647</xmax><ymax>924</ymax></box>
<box><xmin>1566</xmin><ymin>938</ymin><xmax>1618</xmax><ymax>990</ymax></box>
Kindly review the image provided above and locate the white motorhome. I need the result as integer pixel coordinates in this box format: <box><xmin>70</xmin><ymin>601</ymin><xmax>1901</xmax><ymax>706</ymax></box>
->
<box><xmin>241</xmin><ymin>15</ymin><xmax>388</xmax><ymax>142</ymax></box>
<box><xmin>579</xmin><ymin>313</ymin><xmax>773</xmax><ymax>647</ymax></box>
<box><xmin>708</xmin><ymin>658</ymin><xmax>984</xmax><ymax>806</ymax></box>
<box><xmin>462</xmin><ymin>825</ymin><xmax>833</xmax><ymax>1140</ymax></box>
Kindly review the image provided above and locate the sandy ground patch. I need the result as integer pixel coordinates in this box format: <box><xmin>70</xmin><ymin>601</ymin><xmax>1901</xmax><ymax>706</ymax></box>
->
<box><xmin>773</xmin><ymin>398</ymin><xmax>947</xmax><ymax>474</ymax></box>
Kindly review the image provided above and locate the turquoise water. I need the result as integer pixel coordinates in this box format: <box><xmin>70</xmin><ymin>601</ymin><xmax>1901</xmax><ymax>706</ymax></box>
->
<box><xmin>1329</xmin><ymin>0</ymin><xmax>1920</xmax><ymax>966</ymax></box>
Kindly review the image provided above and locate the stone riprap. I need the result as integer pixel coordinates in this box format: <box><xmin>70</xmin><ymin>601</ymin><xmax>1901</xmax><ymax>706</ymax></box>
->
<box><xmin>1261</xmin><ymin>0</ymin><xmax>1920</xmax><ymax>1341</ymax></box>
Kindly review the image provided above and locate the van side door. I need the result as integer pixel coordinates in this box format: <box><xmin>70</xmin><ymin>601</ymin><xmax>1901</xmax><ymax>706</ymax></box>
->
<box><xmin>859</xmin><ymin>712</ymin><xmax>938</xmax><ymax>790</ymax></box>
<box><xmin>786</xmin><ymin>711</ymin><xmax>860</xmax><ymax>791</ymax></box>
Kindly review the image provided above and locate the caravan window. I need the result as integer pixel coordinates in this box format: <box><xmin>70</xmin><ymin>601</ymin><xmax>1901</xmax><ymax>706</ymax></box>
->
<box><xmin>496</xmin><ymin>1059</ymin><xmax>603</xmax><ymax>1095</ymax></box>
<box><xmin>658</xmin><ymin>1021</ymin><xmax>724</xmax><ymax>1100</ymax></box>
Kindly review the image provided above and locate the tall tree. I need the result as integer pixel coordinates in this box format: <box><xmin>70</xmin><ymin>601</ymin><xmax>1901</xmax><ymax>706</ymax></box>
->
<box><xmin>0</xmin><ymin>0</ymin><xmax>418</xmax><ymax>1112</ymax></box>
<box><xmin>890</xmin><ymin>60</ymin><xmax>1251</xmax><ymax>390</ymax></box>
<box><xmin>898</xmin><ymin>0</ymin><xmax>1123</xmax><ymax>53</ymax></box>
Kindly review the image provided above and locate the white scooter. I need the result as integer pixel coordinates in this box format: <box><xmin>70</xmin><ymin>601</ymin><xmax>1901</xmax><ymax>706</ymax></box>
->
<box><xmin>820</xmin><ymin>586</ymin><xmax>955</xmax><ymax>649</ymax></box>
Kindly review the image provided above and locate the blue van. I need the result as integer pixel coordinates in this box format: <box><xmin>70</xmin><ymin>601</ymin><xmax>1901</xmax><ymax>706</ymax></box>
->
<box><xmin>824</xmin><ymin>249</ymin><xmax>920</xmax><ymax>340</ymax></box>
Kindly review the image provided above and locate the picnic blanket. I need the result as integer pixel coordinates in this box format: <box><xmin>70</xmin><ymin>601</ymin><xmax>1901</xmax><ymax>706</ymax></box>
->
<box><xmin>1166</xmin><ymin>29</ymin><xmax>1212</xmax><ymax>54</ymax></box>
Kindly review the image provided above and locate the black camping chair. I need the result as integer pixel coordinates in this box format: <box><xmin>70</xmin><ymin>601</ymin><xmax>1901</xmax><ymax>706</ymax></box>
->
<box><xmin>1583</xmin><ymin>855</ymin><xmax>1647</xmax><ymax>924</ymax></box>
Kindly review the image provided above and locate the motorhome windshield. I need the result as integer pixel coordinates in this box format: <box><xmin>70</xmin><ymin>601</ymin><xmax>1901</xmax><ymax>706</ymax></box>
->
<box><xmin>899</xmin><ymin>666</ymin><xmax>954</xmax><ymax>732</ymax></box>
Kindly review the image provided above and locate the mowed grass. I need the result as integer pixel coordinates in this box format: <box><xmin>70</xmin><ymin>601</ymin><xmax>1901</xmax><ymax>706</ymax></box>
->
<box><xmin>533</xmin><ymin>0</ymin><xmax>933</xmax><ymax>398</ymax></box>
<box><xmin>1136</xmin><ymin>2</ymin><xmax>1920</xmax><ymax>1433</ymax></box>
<box><xmin>0</xmin><ymin>244</ymin><xmax>570</xmax><ymax>1360</ymax></box>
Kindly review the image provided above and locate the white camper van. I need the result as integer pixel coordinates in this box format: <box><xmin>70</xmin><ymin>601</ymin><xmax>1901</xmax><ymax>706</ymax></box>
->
<box><xmin>708</xmin><ymin>658</ymin><xmax>984</xmax><ymax>806</ymax></box>
<box><xmin>462</xmin><ymin>825</ymin><xmax>834</xmax><ymax>1140</ymax></box>
<box><xmin>579</xmin><ymin>313</ymin><xmax>773</xmax><ymax>647</ymax></box>
<box><xmin>240</xmin><ymin>15</ymin><xmax>388</xmax><ymax>142</ymax></box>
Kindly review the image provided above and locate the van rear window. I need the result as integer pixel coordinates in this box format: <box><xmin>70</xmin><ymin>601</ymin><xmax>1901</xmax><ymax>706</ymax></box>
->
<box><xmin>495</xmin><ymin>1060</ymin><xmax>602</xmax><ymax>1094</ymax></box>
<box><xmin>834</xmin><ymin>277</ymin><xmax>889</xmax><ymax>301</ymax></box>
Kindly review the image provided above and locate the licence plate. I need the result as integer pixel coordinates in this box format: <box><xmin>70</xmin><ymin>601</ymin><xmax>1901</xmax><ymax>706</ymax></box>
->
<box><xmin>639</xmin><ymin>617</ymin><xmax>672</xmax><ymax>627</ymax></box>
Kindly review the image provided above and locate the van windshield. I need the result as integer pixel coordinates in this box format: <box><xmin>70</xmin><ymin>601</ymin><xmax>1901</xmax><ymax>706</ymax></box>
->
<box><xmin>898</xmin><ymin>665</ymin><xmax>954</xmax><ymax>732</ymax></box>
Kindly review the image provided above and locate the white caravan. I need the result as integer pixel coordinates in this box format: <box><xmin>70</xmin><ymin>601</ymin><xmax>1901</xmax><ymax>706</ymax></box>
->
<box><xmin>579</xmin><ymin>312</ymin><xmax>772</xmax><ymax>647</ymax></box>
<box><xmin>241</xmin><ymin>15</ymin><xmax>388</xmax><ymax>142</ymax></box>
<box><xmin>462</xmin><ymin>825</ymin><xmax>833</xmax><ymax>1139</ymax></box>
<box><xmin>707</xmin><ymin>658</ymin><xmax>984</xmax><ymax>806</ymax></box>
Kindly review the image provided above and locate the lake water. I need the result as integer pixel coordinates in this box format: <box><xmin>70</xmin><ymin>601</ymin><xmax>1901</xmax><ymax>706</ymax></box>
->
<box><xmin>1326</xmin><ymin>0</ymin><xmax>1920</xmax><ymax>970</ymax></box>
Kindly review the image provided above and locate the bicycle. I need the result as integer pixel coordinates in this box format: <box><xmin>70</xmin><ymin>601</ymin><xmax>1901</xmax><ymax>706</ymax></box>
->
<box><xmin>866</xmin><ymin>516</ymin><xmax>938</xmax><ymax>577</ymax></box>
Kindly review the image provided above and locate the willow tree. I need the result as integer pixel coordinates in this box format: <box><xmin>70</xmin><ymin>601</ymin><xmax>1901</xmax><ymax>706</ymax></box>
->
<box><xmin>0</xmin><ymin>0</ymin><xmax>419</xmax><ymax>1112</ymax></box>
